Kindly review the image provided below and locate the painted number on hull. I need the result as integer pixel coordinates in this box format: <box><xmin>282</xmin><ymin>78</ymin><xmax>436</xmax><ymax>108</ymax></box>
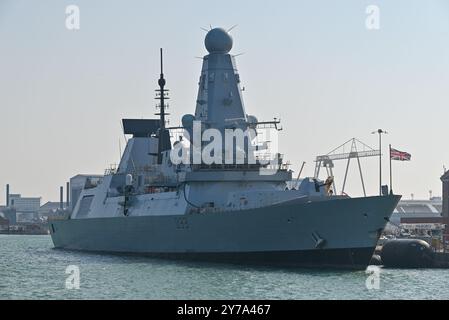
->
<box><xmin>175</xmin><ymin>217</ymin><xmax>189</xmax><ymax>229</ymax></box>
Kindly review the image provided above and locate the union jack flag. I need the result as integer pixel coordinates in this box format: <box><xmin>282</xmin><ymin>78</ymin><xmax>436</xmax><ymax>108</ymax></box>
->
<box><xmin>390</xmin><ymin>148</ymin><xmax>411</xmax><ymax>161</ymax></box>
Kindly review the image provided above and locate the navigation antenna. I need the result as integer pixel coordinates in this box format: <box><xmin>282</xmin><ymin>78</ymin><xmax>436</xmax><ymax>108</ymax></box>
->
<box><xmin>155</xmin><ymin>48</ymin><xmax>171</xmax><ymax>164</ymax></box>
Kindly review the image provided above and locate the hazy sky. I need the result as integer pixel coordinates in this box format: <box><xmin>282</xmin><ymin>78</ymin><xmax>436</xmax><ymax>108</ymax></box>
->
<box><xmin>0</xmin><ymin>0</ymin><xmax>448</xmax><ymax>203</ymax></box>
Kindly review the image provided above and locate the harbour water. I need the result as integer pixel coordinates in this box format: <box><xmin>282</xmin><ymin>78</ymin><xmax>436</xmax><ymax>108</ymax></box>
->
<box><xmin>1</xmin><ymin>235</ymin><xmax>448</xmax><ymax>300</ymax></box>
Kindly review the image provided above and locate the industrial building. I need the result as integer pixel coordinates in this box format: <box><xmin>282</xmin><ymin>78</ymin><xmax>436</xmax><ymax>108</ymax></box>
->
<box><xmin>0</xmin><ymin>185</ymin><xmax>41</xmax><ymax>223</ymax></box>
<box><xmin>1</xmin><ymin>184</ymin><xmax>47</xmax><ymax>233</ymax></box>
<box><xmin>38</xmin><ymin>201</ymin><xmax>68</xmax><ymax>215</ymax></box>
<box><xmin>389</xmin><ymin>198</ymin><xmax>442</xmax><ymax>227</ymax></box>
<box><xmin>385</xmin><ymin>171</ymin><xmax>449</xmax><ymax>250</ymax></box>
<box><xmin>397</xmin><ymin>171</ymin><xmax>449</xmax><ymax>226</ymax></box>
<box><xmin>0</xmin><ymin>215</ymin><xmax>8</xmax><ymax>231</ymax></box>
<box><xmin>7</xmin><ymin>193</ymin><xmax>41</xmax><ymax>210</ymax></box>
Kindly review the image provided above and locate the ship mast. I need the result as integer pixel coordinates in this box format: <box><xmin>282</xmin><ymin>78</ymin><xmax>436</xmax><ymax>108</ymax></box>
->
<box><xmin>155</xmin><ymin>48</ymin><xmax>170</xmax><ymax>164</ymax></box>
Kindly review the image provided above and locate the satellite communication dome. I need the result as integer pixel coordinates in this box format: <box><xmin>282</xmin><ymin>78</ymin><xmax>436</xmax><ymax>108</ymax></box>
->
<box><xmin>247</xmin><ymin>115</ymin><xmax>258</xmax><ymax>124</ymax></box>
<box><xmin>205</xmin><ymin>28</ymin><xmax>233</xmax><ymax>54</ymax></box>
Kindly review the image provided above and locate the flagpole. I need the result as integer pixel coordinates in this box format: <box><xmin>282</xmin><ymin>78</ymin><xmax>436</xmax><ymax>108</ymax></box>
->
<box><xmin>389</xmin><ymin>144</ymin><xmax>393</xmax><ymax>195</ymax></box>
<box><xmin>372</xmin><ymin>129</ymin><xmax>387</xmax><ymax>196</ymax></box>
<box><xmin>379</xmin><ymin>133</ymin><xmax>382</xmax><ymax>196</ymax></box>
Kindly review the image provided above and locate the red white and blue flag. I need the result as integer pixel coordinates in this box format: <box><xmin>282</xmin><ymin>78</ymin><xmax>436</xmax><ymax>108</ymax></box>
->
<box><xmin>390</xmin><ymin>148</ymin><xmax>411</xmax><ymax>161</ymax></box>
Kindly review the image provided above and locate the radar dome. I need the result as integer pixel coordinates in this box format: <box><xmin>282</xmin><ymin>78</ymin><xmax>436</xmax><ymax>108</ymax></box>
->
<box><xmin>247</xmin><ymin>115</ymin><xmax>258</xmax><ymax>124</ymax></box>
<box><xmin>205</xmin><ymin>28</ymin><xmax>233</xmax><ymax>54</ymax></box>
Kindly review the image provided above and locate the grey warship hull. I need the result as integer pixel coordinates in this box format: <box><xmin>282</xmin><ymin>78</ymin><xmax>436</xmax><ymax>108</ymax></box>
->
<box><xmin>50</xmin><ymin>195</ymin><xmax>400</xmax><ymax>269</ymax></box>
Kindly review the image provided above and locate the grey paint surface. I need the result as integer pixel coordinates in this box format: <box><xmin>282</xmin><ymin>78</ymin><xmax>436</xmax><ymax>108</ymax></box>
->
<box><xmin>50</xmin><ymin>195</ymin><xmax>399</xmax><ymax>268</ymax></box>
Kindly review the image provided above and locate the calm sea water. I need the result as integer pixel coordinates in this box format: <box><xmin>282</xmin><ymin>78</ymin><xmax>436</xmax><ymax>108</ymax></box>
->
<box><xmin>1</xmin><ymin>235</ymin><xmax>448</xmax><ymax>300</ymax></box>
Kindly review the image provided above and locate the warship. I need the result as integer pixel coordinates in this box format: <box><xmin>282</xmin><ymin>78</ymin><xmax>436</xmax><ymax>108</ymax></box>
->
<box><xmin>50</xmin><ymin>28</ymin><xmax>401</xmax><ymax>269</ymax></box>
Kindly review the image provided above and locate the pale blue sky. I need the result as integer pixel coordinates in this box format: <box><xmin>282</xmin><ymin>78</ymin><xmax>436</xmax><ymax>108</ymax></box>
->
<box><xmin>0</xmin><ymin>0</ymin><xmax>448</xmax><ymax>203</ymax></box>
